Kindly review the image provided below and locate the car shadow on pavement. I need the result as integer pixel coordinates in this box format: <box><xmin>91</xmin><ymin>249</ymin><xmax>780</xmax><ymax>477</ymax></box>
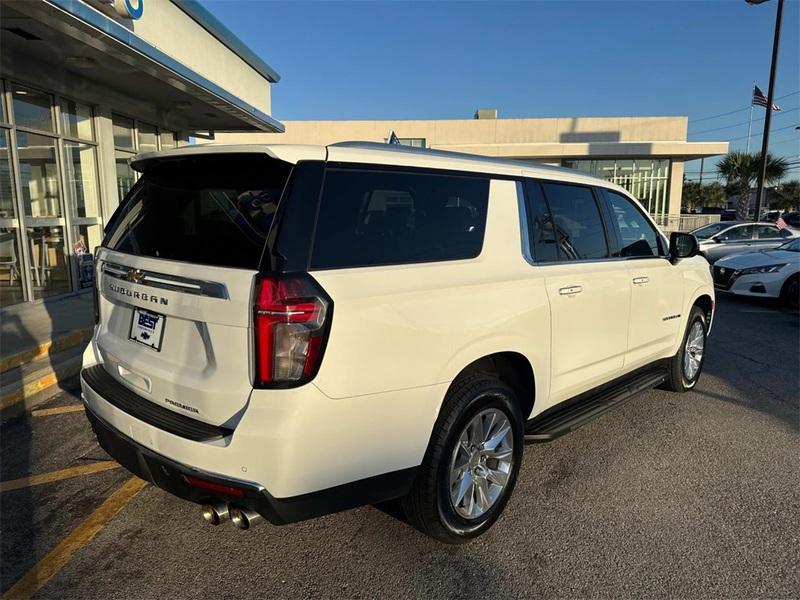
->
<box><xmin>0</xmin><ymin>311</ymin><xmax>38</xmax><ymax>594</ymax></box>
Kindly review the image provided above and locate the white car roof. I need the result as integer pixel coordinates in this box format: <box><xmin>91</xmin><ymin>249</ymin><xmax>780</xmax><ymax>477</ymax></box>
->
<box><xmin>130</xmin><ymin>142</ymin><xmax>628</xmax><ymax>194</ymax></box>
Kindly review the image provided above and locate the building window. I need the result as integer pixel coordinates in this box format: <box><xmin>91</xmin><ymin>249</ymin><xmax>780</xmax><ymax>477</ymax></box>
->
<box><xmin>11</xmin><ymin>84</ymin><xmax>54</xmax><ymax>133</ymax></box>
<box><xmin>400</xmin><ymin>138</ymin><xmax>426</xmax><ymax>148</ymax></box>
<box><xmin>60</xmin><ymin>99</ymin><xmax>94</xmax><ymax>141</ymax></box>
<box><xmin>64</xmin><ymin>142</ymin><xmax>100</xmax><ymax>218</ymax></box>
<box><xmin>384</xmin><ymin>137</ymin><xmax>427</xmax><ymax>148</ymax></box>
<box><xmin>0</xmin><ymin>82</ymin><xmax>8</xmax><ymax>125</ymax></box>
<box><xmin>137</xmin><ymin>122</ymin><xmax>158</xmax><ymax>154</ymax></box>
<box><xmin>112</xmin><ymin>114</ymin><xmax>135</xmax><ymax>149</ymax></box>
<box><xmin>0</xmin><ymin>127</ymin><xmax>24</xmax><ymax>305</ymax></box>
<box><xmin>160</xmin><ymin>130</ymin><xmax>177</xmax><ymax>150</ymax></box>
<box><xmin>113</xmin><ymin>114</ymin><xmax>178</xmax><ymax>203</ymax></box>
<box><xmin>562</xmin><ymin>158</ymin><xmax>670</xmax><ymax>219</ymax></box>
<box><xmin>17</xmin><ymin>132</ymin><xmax>60</xmax><ymax>218</ymax></box>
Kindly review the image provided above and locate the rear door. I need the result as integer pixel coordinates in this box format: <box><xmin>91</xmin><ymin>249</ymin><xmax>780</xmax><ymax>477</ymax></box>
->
<box><xmin>753</xmin><ymin>223</ymin><xmax>793</xmax><ymax>249</ymax></box>
<box><xmin>600</xmin><ymin>189</ymin><xmax>683</xmax><ymax>367</ymax></box>
<box><xmin>524</xmin><ymin>180</ymin><xmax>631</xmax><ymax>405</ymax></box>
<box><xmin>95</xmin><ymin>152</ymin><xmax>292</xmax><ymax>426</ymax></box>
<box><xmin>706</xmin><ymin>224</ymin><xmax>755</xmax><ymax>261</ymax></box>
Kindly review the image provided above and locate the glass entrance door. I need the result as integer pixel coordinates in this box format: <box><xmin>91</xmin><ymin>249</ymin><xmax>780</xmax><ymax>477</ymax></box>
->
<box><xmin>0</xmin><ymin>80</ymin><xmax>103</xmax><ymax>307</ymax></box>
<box><xmin>16</xmin><ymin>129</ymin><xmax>70</xmax><ymax>299</ymax></box>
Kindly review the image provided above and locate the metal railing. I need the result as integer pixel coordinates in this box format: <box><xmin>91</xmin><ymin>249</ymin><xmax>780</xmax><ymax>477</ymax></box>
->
<box><xmin>652</xmin><ymin>213</ymin><xmax>721</xmax><ymax>233</ymax></box>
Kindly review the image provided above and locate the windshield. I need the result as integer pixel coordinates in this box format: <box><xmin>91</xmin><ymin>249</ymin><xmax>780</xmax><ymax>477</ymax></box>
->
<box><xmin>779</xmin><ymin>237</ymin><xmax>800</xmax><ymax>252</ymax></box>
<box><xmin>691</xmin><ymin>222</ymin><xmax>735</xmax><ymax>239</ymax></box>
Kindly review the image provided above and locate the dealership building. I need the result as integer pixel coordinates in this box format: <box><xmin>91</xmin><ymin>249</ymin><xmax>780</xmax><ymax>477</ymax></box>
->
<box><xmin>0</xmin><ymin>1</ymin><xmax>729</xmax><ymax>311</ymax></box>
<box><xmin>217</xmin><ymin>111</ymin><xmax>729</xmax><ymax>226</ymax></box>
<box><xmin>0</xmin><ymin>0</ymin><xmax>283</xmax><ymax>308</ymax></box>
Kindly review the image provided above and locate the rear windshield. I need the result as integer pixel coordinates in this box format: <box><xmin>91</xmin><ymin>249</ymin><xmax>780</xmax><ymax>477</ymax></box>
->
<box><xmin>310</xmin><ymin>168</ymin><xmax>490</xmax><ymax>269</ymax></box>
<box><xmin>104</xmin><ymin>154</ymin><xmax>291</xmax><ymax>269</ymax></box>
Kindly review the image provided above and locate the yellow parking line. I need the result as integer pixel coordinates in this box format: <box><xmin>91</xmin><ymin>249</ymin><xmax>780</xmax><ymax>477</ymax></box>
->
<box><xmin>31</xmin><ymin>404</ymin><xmax>85</xmax><ymax>418</ymax></box>
<box><xmin>2</xmin><ymin>476</ymin><xmax>148</xmax><ymax>600</ymax></box>
<box><xmin>0</xmin><ymin>461</ymin><xmax>120</xmax><ymax>493</ymax></box>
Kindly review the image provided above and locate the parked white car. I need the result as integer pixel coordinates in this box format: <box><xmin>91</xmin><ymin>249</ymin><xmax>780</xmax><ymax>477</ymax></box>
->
<box><xmin>712</xmin><ymin>237</ymin><xmax>800</xmax><ymax>308</ymax></box>
<box><xmin>81</xmin><ymin>143</ymin><xmax>714</xmax><ymax>543</ymax></box>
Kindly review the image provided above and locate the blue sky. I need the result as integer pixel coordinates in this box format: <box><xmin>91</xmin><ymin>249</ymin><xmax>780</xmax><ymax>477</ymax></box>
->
<box><xmin>202</xmin><ymin>0</ymin><xmax>800</xmax><ymax>177</ymax></box>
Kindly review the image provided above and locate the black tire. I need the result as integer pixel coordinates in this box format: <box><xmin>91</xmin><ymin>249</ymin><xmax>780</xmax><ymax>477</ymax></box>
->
<box><xmin>779</xmin><ymin>275</ymin><xmax>799</xmax><ymax>310</ymax></box>
<box><xmin>401</xmin><ymin>374</ymin><xmax>524</xmax><ymax>544</ymax></box>
<box><xmin>662</xmin><ymin>306</ymin><xmax>707</xmax><ymax>392</ymax></box>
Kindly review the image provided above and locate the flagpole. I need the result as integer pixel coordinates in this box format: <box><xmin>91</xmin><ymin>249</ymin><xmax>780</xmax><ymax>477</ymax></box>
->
<box><xmin>746</xmin><ymin>83</ymin><xmax>754</xmax><ymax>153</ymax></box>
<box><xmin>754</xmin><ymin>0</ymin><xmax>784</xmax><ymax>222</ymax></box>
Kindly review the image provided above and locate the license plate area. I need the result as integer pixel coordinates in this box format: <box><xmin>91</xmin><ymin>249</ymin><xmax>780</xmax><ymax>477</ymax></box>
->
<box><xmin>129</xmin><ymin>307</ymin><xmax>166</xmax><ymax>351</ymax></box>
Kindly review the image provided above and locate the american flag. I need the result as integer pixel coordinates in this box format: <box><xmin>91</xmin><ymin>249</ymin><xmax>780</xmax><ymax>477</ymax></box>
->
<box><xmin>752</xmin><ymin>85</ymin><xmax>781</xmax><ymax>111</ymax></box>
<box><xmin>776</xmin><ymin>216</ymin><xmax>787</xmax><ymax>230</ymax></box>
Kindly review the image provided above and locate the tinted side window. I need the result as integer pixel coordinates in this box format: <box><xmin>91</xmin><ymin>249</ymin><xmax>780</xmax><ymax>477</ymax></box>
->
<box><xmin>541</xmin><ymin>183</ymin><xmax>609</xmax><ymax>260</ymax></box>
<box><xmin>310</xmin><ymin>168</ymin><xmax>489</xmax><ymax>269</ymax></box>
<box><xmin>523</xmin><ymin>180</ymin><xmax>559</xmax><ymax>262</ymax></box>
<box><xmin>605</xmin><ymin>191</ymin><xmax>662</xmax><ymax>257</ymax></box>
<box><xmin>754</xmin><ymin>224</ymin><xmax>781</xmax><ymax>239</ymax></box>
<box><xmin>720</xmin><ymin>225</ymin><xmax>753</xmax><ymax>241</ymax></box>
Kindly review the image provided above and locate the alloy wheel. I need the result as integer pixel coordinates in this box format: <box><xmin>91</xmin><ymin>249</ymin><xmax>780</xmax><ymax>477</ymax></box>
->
<box><xmin>448</xmin><ymin>408</ymin><xmax>514</xmax><ymax>519</ymax></box>
<box><xmin>683</xmin><ymin>320</ymin><xmax>705</xmax><ymax>381</ymax></box>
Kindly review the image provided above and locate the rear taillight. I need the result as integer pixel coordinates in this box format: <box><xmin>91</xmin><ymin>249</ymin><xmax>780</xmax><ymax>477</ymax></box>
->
<box><xmin>253</xmin><ymin>274</ymin><xmax>331</xmax><ymax>387</ymax></box>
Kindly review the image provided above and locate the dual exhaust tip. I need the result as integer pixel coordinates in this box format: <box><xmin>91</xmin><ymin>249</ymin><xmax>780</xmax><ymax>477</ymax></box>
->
<box><xmin>201</xmin><ymin>502</ymin><xmax>263</xmax><ymax>530</ymax></box>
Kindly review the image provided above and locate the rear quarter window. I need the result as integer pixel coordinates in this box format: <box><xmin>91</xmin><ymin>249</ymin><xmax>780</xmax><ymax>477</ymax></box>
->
<box><xmin>310</xmin><ymin>167</ymin><xmax>490</xmax><ymax>269</ymax></box>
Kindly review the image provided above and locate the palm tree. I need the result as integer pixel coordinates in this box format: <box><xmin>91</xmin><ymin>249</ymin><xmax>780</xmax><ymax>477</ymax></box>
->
<box><xmin>717</xmin><ymin>152</ymin><xmax>788</xmax><ymax>220</ymax></box>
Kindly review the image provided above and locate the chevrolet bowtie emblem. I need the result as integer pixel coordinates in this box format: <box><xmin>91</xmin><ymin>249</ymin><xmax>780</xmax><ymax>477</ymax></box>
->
<box><xmin>126</xmin><ymin>269</ymin><xmax>144</xmax><ymax>284</ymax></box>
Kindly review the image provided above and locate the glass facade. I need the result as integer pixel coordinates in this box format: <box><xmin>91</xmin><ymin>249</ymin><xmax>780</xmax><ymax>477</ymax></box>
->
<box><xmin>1</xmin><ymin>82</ymin><xmax>102</xmax><ymax>305</ymax></box>
<box><xmin>0</xmin><ymin>76</ymin><xmax>181</xmax><ymax>307</ymax></box>
<box><xmin>562</xmin><ymin>158</ymin><xmax>671</xmax><ymax>218</ymax></box>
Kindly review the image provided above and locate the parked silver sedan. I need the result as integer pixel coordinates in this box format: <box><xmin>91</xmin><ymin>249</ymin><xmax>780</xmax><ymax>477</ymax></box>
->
<box><xmin>691</xmin><ymin>221</ymin><xmax>798</xmax><ymax>263</ymax></box>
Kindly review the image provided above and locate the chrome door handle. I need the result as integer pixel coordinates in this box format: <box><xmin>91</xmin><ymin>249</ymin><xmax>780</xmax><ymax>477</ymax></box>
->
<box><xmin>632</xmin><ymin>276</ymin><xmax>649</xmax><ymax>285</ymax></box>
<box><xmin>559</xmin><ymin>285</ymin><xmax>583</xmax><ymax>295</ymax></box>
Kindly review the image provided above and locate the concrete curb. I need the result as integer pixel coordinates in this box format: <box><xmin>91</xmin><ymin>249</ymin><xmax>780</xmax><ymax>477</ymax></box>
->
<box><xmin>0</xmin><ymin>328</ymin><xmax>93</xmax><ymax>374</ymax></box>
<box><xmin>0</xmin><ymin>328</ymin><xmax>93</xmax><ymax>417</ymax></box>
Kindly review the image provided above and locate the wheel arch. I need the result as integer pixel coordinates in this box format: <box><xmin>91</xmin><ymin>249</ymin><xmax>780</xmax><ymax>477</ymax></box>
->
<box><xmin>779</xmin><ymin>272</ymin><xmax>799</xmax><ymax>306</ymax></box>
<box><xmin>693</xmin><ymin>293</ymin><xmax>714</xmax><ymax>326</ymax></box>
<box><xmin>447</xmin><ymin>352</ymin><xmax>536</xmax><ymax>420</ymax></box>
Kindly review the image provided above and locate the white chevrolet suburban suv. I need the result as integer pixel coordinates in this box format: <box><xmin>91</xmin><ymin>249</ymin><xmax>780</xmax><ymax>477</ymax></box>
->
<box><xmin>82</xmin><ymin>142</ymin><xmax>714</xmax><ymax>543</ymax></box>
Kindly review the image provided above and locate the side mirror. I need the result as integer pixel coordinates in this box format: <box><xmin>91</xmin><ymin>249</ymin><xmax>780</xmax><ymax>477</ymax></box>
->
<box><xmin>669</xmin><ymin>232</ymin><xmax>699</xmax><ymax>261</ymax></box>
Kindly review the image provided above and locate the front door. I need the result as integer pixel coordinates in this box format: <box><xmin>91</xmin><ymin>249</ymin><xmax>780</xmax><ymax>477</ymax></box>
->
<box><xmin>525</xmin><ymin>180</ymin><xmax>631</xmax><ymax>407</ymax></box>
<box><xmin>602</xmin><ymin>190</ymin><xmax>684</xmax><ymax>366</ymax></box>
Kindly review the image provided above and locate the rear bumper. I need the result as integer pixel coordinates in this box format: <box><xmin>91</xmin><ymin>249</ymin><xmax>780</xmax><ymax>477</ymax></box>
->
<box><xmin>85</xmin><ymin>403</ymin><xmax>417</xmax><ymax>525</ymax></box>
<box><xmin>80</xmin><ymin>362</ymin><xmax>431</xmax><ymax>523</ymax></box>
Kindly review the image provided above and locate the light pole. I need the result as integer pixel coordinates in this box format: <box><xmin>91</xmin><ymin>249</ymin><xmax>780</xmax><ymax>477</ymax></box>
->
<box><xmin>747</xmin><ymin>0</ymin><xmax>784</xmax><ymax>220</ymax></box>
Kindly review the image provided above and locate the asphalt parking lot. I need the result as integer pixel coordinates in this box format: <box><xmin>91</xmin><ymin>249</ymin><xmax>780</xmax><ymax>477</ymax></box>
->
<box><xmin>1</xmin><ymin>294</ymin><xmax>798</xmax><ymax>599</ymax></box>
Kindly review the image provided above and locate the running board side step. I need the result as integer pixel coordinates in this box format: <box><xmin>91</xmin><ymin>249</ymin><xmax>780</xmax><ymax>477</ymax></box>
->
<box><xmin>524</xmin><ymin>364</ymin><xmax>668</xmax><ymax>444</ymax></box>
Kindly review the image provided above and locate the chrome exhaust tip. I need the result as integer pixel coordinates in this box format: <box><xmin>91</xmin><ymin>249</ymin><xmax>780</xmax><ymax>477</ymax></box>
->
<box><xmin>229</xmin><ymin>506</ymin><xmax>263</xmax><ymax>530</ymax></box>
<box><xmin>201</xmin><ymin>502</ymin><xmax>230</xmax><ymax>526</ymax></box>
